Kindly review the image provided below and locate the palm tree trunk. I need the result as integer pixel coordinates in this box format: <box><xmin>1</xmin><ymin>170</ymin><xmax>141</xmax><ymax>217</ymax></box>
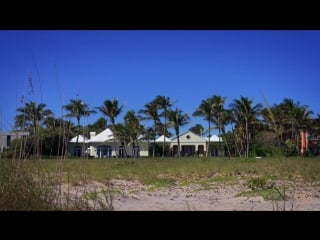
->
<box><xmin>222</xmin><ymin>128</ymin><xmax>231</xmax><ymax>157</ymax></box>
<box><xmin>207</xmin><ymin>120</ymin><xmax>211</xmax><ymax>157</ymax></box>
<box><xmin>112</xmin><ymin>130</ymin><xmax>118</xmax><ymax>158</ymax></box>
<box><xmin>176</xmin><ymin>129</ymin><xmax>180</xmax><ymax>158</ymax></box>
<box><xmin>231</xmin><ymin>122</ymin><xmax>240</xmax><ymax>157</ymax></box>
<box><xmin>162</xmin><ymin>110</ymin><xmax>166</xmax><ymax>157</ymax></box>
<box><xmin>153</xmin><ymin>123</ymin><xmax>156</xmax><ymax>158</ymax></box>
<box><xmin>245</xmin><ymin>118</ymin><xmax>249</xmax><ymax>157</ymax></box>
<box><xmin>218</xmin><ymin>119</ymin><xmax>221</xmax><ymax>157</ymax></box>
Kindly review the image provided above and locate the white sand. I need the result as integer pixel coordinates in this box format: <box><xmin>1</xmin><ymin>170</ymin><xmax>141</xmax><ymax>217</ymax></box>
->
<box><xmin>58</xmin><ymin>179</ymin><xmax>320</xmax><ymax>211</ymax></box>
<box><xmin>109</xmin><ymin>179</ymin><xmax>320</xmax><ymax>211</ymax></box>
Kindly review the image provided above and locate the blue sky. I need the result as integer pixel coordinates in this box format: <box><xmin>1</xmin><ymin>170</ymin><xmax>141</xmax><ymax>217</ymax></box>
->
<box><xmin>0</xmin><ymin>30</ymin><xmax>320</xmax><ymax>135</ymax></box>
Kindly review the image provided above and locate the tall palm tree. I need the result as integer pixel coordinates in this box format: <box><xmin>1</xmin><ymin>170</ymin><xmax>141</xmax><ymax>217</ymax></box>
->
<box><xmin>261</xmin><ymin>98</ymin><xmax>313</xmax><ymax>155</ymax></box>
<box><xmin>230</xmin><ymin>96</ymin><xmax>262</xmax><ymax>157</ymax></box>
<box><xmin>189</xmin><ymin>124</ymin><xmax>204</xmax><ymax>136</ymax></box>
<box><xmin>113</xmin><ymin>123</ymin><xmax>129</xmax><ymax>157</ymax></box>
<box><xmin>262</xmin><ymin>105</ymin><xmax>280</xmax><ymax>147</ymax></box>
<box><xmin>281</xmin><ymin>98</ymin><xmax>313</xmax><ymax>140</ymax></box>
<box><xmin>220</xmin><ymin>109</ymin><xmax>233</xmax><ymax>157</ymax></box>
<box><xmin>280</xmin><ymin>98</ymin><xmax>313</xmax><ymax>153</ymax></box>
<box><xmin>193</xmin><ymin>96</ymin><xmax>215</xmax><ymax>157</ymax></box>
<box><xmin>281</xmin><ymin>98</ymin><xmax>299</xmax><ymax>140</ymax></box>
<box><xmin>142</xmin><ymin>127</ymin><xmax>156</xmax><ymax>157</ymax></box>
<box><xmin>96</xmin><ymin>98</ymin><xmax>124</xmax><ymax>157</ymax></box>
<box><xmin>124</xmin><ymin>110</ymin><xmax>144</xmax><ymax>149</ymax></box>
<box><xmin>63</xmin><ymin>99</ymin><xmax>96</xmax><ymax>146</ymax></box>
<box><xmin>43</xmin><ymin>116</ymin><xmax>58</xmax><ymax>157</ymax></box>
<box><xmin>154</xmin><ymin>96</ymin><xmax>173</xmax><ymax>157</ymax></box>
<box><xmin>87</xmin><ymin>117</ymin><xmax>108</xmax><ymax>136</ymax></box>
<box><xmin>138</xmin><ymin>101</ymin><xmax>160</xmax><ymax>158</ymax></box>
<box><xmin>15</xmin><ymin>101</ymin><xmax>53</xmax><ymax>159</ymax></box>
<box><xmin>211</xmin><ymin>95</ymin><xmax>226</xmax><ymax>156</ymax></box>
<box><xmin>312</xmin><ymin>114</ymin><xmax>320</xmax><ymax>136</ymax></box>
<box><xmin>168</xmin><ymin>108</ymin><xmax>190</xmax><ymax>158</ymax></box>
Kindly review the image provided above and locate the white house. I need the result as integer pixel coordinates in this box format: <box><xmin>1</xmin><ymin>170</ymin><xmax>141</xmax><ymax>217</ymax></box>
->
<box><xmin>68</xmin><ymin>128</ymin><xmax>224</xmax><ymax>158</ymax></box>
<box><xmin>203</xmin><ymin>135</ymin><xmax>222</xmax><ymax>142</ymax></box>
<box><xmin>203</xmin><ymin>135</ymin><xmax>224</xmax><ymax>156</ymax></box>
<box><xmin>68</xmin><ymin>134</ymin><xmax>89</xmax><ymax>157</ymax></box>
<box><xmin>86</xmin><ymin>128</ymin><xmax>149</xmax><ymax>158</ymax></box>
<box><xmin>155</xmin><ymin>135</ymin><xmax>171</xmax><ymax>143</ymax></box>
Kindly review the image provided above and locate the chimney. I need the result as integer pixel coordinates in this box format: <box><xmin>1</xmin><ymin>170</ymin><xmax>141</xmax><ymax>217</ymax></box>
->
<box><xmin>90</xmin><ymin>132</ymin><xmax>96</xmax><ymax>139</ymax></box>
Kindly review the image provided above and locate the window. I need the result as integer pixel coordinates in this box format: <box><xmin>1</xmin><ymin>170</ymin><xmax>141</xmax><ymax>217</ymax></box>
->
<box><xmin>181</xmin><ymin>145</ymin><xmax>195</xmax><ymax>156</ymax></box>
<box><xmin>73</xmin><ymin>146</ymin><xmax>81</xmax><ymax>157</ymax></box>
<box><xmin>97</xmin><ymin>145</ymin><xmax>112</xmax><ymax>158</ymax></box>
<box><xmin>198</xmin><ymin>145</ymin><xmax>204</xmax><ymax>154</ymax></box>
<box><xmin>7</xmin><ymin>135</ymin><xmax>11</xmax><ymax>147</ymax></box>
<box><xmin>119</xmin><ymin>146</ymin><xmax>125</xmax><ymax>158</ymax></box>
<box><xmin>132</xmin><ymin>146</ymin><xmax>140</xmax><ymax>158</ymax></box>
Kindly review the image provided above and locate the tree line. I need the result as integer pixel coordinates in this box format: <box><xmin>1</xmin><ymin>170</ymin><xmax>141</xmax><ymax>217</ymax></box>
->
<box><xmin>8</xmin><ymin>94</ymin><xmax>320</xmax><ymax>159</ymax></box>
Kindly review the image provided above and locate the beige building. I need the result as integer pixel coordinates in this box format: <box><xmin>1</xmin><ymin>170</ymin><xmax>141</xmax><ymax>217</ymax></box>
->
<box><xmin>170</xmin><ymin>131</ymin><xmax>207</xmax><ymax>157</ymax></box>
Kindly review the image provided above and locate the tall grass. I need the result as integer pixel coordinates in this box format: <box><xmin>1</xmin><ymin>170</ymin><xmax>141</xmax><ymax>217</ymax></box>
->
<box><xmin>2</xmin><ymin>154</ymin><xmax>319</xmax><ymax>210</ymax></box>
<box><xmin>0</xmin><ymin>66</ymin><xmax>114</xmax><ymax>210</ymax></box>
<box><xmin>0</xmin><ymin>159</ymin><xmax>113</xmax><ymax>211</ymax></box>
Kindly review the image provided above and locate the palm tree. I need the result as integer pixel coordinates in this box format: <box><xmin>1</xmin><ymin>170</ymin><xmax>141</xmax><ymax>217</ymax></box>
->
<box><xmin>124</xmin><ymin>110</ymin><xmax>144</xmax><ymax>150</ymax></box>
<box><xmin>168</xmin><ymin>108</ymin><xmax>190</xmax><ymax>158</ymax></box>
<box><xmin>113</xmin><ymin>123</ymin><xmax>129</xmax><ymax>157</ymax></box>
<box><xmin>211</xmin><ymin>95</ymin><xmax>226</xmax><ymax>156</ymax></box>
<box><xmin>220</xmin><ymin>109</ymin><xmax>233</xmax><ymax>157</ymax></box>
<box><xmin>138</xmin><ymin>101</ymin><xmax>160</xmax><ymax>158</ymax></box>
<box><xmin>281</xmin><ymin>98</ymin><xmax>313</xmax><ymax>139</ymax></box>
<box><xmin>63</xmin><ymin>99</ymin><xmax>96</xmax><ymax>147</ymax></box>
<box><xmin>43</xmin><ymin>116</ymin><xmax>58</xmax><ymax>157</ymax></box>
<box><xmin>189</xmin><ymin>124</ymin><xmax>204</xmax><ymax>136</ymax></box>
<box><xmin>311</xmin><ymin>114</ymin><xmax>320</xmax><ymax>136</ymax></box>
<box><xmin>15</xmin><ymin>101</ymin><xmax>53</xmax><ymax>159</ymax></box>
<box><xmin>87</xmin><ymin>117</ymin><xmax>108</xmax><ymax>136</ymax></box>
<box><xmin>154</xmin><ymin>96</ymin><xmax>173</xmax><ymax>157</ymax></box>
<box><xmin>262</xmin><ymin>105</ymin><xmax>281</xmax><ymax>148</ymax></box>
<box><xmin>229</xmin><ymin>96</ymin><xmax>262</xmax><ymax>157</ymax></box>
<box><xmin>142</xmin><ymin>127</ymin><xmax>156</xmax><ymax>157</ymax></box>
<box><xmin>262</xmin><ymin>98</ymin><xmax>313</xmax><ymax>155</ymax></box>
<box><xmin>96</xmin><ymin>98</ymin><xmax>124</xmax><ymax>157</ymax></box>
<box><xmin>193</xmin><ymin>97</ymin><xmax>215</xmax><ymax>157</ymax></box>
<box><xmin>280</xmin><ymin>98</ymin><xmax>313</xmax><ymax>154</ymax></box>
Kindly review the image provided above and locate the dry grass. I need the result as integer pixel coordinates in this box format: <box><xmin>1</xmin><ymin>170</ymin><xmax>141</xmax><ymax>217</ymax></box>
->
<box><xmin>0</xmin><ymin>160</ymin><xmax>113</xmax><ymax>211</ymax></box>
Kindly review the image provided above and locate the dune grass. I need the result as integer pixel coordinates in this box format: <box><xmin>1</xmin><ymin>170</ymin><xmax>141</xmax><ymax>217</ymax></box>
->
<box><xmin>2</xmin><ymin>156</ymin><xmax>319</xmax><ymax>210</ymax></box>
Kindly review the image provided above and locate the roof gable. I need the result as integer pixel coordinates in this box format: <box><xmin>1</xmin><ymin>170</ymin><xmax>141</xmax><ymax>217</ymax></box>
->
<box><xmin>88</xmin><ymin>128</ymin><xmax>114</xmax><ymax>143</ymax></box>
<box><xmin>171</xmin><ymin>131</ymin><xmax>206</xmax><ymax>143</ymax></box>
<box><xmin>204</xmin><ymin>135</ymin><xmax>222</xmax><ymax>142</ymax></box>
<box><xmin>69</xmin><ymin>135</ymin><xmax>88</xmax><ymax>143</ymax></box>
<box><xmin>155</xmin><ymin>135</ymin><xmax>171</xmax><ymax>142</ymax></box>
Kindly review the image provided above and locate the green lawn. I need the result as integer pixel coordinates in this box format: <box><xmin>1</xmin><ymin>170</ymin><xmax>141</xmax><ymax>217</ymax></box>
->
<box><xmin>20</xmin><ymin>156</ymin><xmax>320</xmax><ymax>185</ymax></box>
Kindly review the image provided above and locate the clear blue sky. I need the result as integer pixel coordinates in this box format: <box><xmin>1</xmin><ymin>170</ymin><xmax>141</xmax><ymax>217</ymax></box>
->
<box><xmin>1</xmin><ymin>30</ymin><xmax>319</xmax><ymax>135</ymax></box>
